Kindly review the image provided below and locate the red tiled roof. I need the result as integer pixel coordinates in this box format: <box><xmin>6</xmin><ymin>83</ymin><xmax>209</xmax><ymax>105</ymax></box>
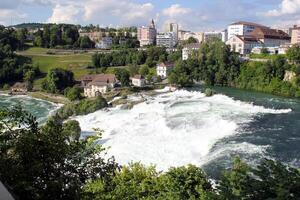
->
<box><xmin>158</xmin><ymin>62</ymin><xmax>174</xmax><ymax>68</ymax></box>
<box><xmin>79</xmin><ymin>74</ymin><xmax>116</xmax><ymax>83</ymax></box>
<box><xmin>250</xmin><ymin>27</ymin><xmax>291</xmax><ymax>40</ymax></box>
<box><xmin>230</xmin><ymin>21</ymin><xmax>267</xmax><ymax>28</ymax></box>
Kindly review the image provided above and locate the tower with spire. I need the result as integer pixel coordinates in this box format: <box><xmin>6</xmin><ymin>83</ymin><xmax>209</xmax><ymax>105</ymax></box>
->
<box><xmin>137</xmin><ymin>19</ymin><xmax>157</xmax><ymax>46</ymax></box>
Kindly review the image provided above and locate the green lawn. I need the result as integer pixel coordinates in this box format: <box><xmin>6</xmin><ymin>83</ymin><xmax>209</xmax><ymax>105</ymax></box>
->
<box><xmin>17</xmin><ymin>47</ymin><xmax>95</xmax><ymax>89</ymax></box>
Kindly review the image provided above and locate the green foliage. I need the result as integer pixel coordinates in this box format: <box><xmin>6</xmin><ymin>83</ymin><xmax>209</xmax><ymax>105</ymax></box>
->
<box><xmin>204</xmin><ymin>88</ymin><xmax>215</xmax><ymax>97</ymax></box>
<box><xmin>2</xmin><ymin>84</ymin><xmax>10</xmax><ymax>90</ymax></box>
<box><xmin>78</xmin><ymin>36</ymin><xmax>95</xmax><ymax>49</ymax></box>
<box><xmin>0</xmin><ymin>26</ymin><xmax>34</xmax><ymax>84</ymax></box>
<box><xmin>116</xmin><ymin>69</ymin><xmax>130</xmax><ymax>86</ymax></box>
<box><xmin>237</xmin><ymin>61</ymin><xmax>300</xmax><ymax>97</ymax></box>
<box><xmin>139</xmin><ymin>65</ymin><xmax>149</xmax><ymax>76</ymax></box>
<box><xmin>64</xmin><ymin>86</ymin><xmax>83</xmax><ymax>101</ymax></box>
<box><xmin>287</xmin><ymin>45</ymin><xmax>300</xmax><ymax>64</ymax></box>
<box><xmin>33</xmin><ymin>24</ymin><xmax>80</xmax><ymax>48</ymax></box>
<box><xmin>193</xmin><ymin>40</ymin><xmax>240</xmax><ymax>86</ymax></box>
<box><xmin>169</xmin><ymin>60</ymin><xmax>193</xmax><ymax>87</ymax></box>
<box><xmin>128</xmin><ymin>64</ymin><xmax>139</xmax><ymax>77</ymax></box>
<box><xmin>57</xmin><ymin>96</ymin><xmax>108</xmax><ymax>120</ymax></box>
<box><xmin>92</xmin><ymin>47</ymin><xmax>167</xmax><ymax>69</ymax></box>
<box><xmin>0</xmin><ymin>106</ymin><xmax>117</xmax><ymax>199</ymax></box>
<box><xmin>42</xmin><ymin>68</ymin><xmax>75</xmax><ymax>93</ymax></box>
<box><xmin>218</xmin><ymin>157</ymin><xmax>300</xmax><ymax>200</ymax></box>
<box><xmin>83</xmin><ymin>163</ymin><xmax>215</xmax><ymax>200</ymax></box>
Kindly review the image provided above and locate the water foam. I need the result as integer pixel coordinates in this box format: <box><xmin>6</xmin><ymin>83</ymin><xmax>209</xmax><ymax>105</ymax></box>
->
<box><xmin>75</xmin><ymin>89</ymin><xmax>291</xmax><ymax>170</ymax></box>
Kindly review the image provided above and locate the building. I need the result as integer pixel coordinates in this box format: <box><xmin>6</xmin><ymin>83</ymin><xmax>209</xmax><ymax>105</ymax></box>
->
<box><xmin>291</xmin><ymin>25</ymin><xmax>300</xmax><ymax>44</ymax></box>
<box><xmin>11</xmin><ymin>82</ymin><xmax>29</xmax><ymax>93</ymax></box>
<box><xmin>226</xmin><ymin>35</ymin><xmax>263</xmax><ymax>55</ymax></box>
<box><xmin>204</xmin><ymin>31</ymin><xmax>223</xmax><ymax>42</ymax></box>
<box><xmin>182</xmin><ymin>43</ymin><xmax>201</xmax><ymax>60</ymax></box>
<box><xmin>137</xmin><ymin>19</ymin><xmax>157</xmax><ymax>46</ymax></box>
<box><xmin>226</xmin><ymin>27</ymin><xmax>291</xmax><ymax>55</ymax></box>
<box><xmin>156</xmin><ymin>32</ymin><xmax>176</xmax><ymax>48</ymax></box>
<box><xmin>79</xmin><ymin>31</ymin><xmax>103</xmax><ymax>42</ymax></box>
<box><xmin>178</xmin><ymin>30</ymin><xmax>190</xmax><ymax>41</ymax></box>
<box><xmin>79</xmin><ymin>74</ymin><xmax>118</xmax><ymax>97</ymax></box>
<box><xmin>250</xmin><ymin>27</ymin><xmax>291</xmax><ymax>47</ymax></box>
<box><xmin>221</xmin><ymin>29</ymin><xmax>228</xmax><ymax>42</ymax></box>
<box><xmin>168</xmin><ymin>23</ymin><xmax>179</xmax><ymax>42</ymax></box>
<box><xmin>156</xmin><ymin>62</ymin><xmax>174</xmax><ymax>79</ymax></box>
<box><xmin>131</xmin><ymin>75</ymin><xmax>146</xmax><ymax>87</ymax></box>
<box><xmin>183</xmin><ymin>32</ymin><xmax>204</xmax><ymax>43</ymax></box>
<box><xmin>0</xmin><ymin>182</ymin><xmax>14</xmax><ymax>200</ymax></box>
<box><xmin>95</xmin><ymin>37</ymin><xmax>113</xmax><ymax>49</ymax></box>
<box><xmin>227</xmin><ymin>21</ymin><xmax>268</xmax><ymax>39</ymax></box>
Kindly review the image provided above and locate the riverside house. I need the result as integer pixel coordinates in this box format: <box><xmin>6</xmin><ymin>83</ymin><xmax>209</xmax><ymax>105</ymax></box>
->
<box><xmin>130</xmin><ymin>75</ymin><xmax>146</xmax><ymax>87</ymax></box>
<box><xmin>156</xmin><ymin>62</ymin><xmax>174</xmax><ymax>79</ymax></box>
<box><xmin>79</xmin><ymin>74</ymin><xmax>118</xmax><ymax>97</ymax></box>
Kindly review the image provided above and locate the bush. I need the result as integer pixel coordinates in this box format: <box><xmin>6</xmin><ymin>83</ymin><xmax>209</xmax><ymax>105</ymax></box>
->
<box><xmin>205</xmin><ymin>88</ymin><xmax>215</xmax><ymax>97</ymax></box>
<box><xmin>56</xmin><ymin>96</ymin><xmax>108</xmax><ymax>120</ymax></box>
<box><xmin>2</xmin><ymin>84</ymin><xmax>10</xmax><ymax>90</ymax></box>
<box><xmin>64</xmin><ymin>86</ymin><xmax>82</xmax><ymax>101</ymax></box>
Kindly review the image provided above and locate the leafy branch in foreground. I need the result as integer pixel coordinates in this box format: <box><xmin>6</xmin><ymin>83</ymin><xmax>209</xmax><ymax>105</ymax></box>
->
<box><xmin>0</xmin><ymin>107</ymin><xmax>118</xmax><ymax>200</ymax></box>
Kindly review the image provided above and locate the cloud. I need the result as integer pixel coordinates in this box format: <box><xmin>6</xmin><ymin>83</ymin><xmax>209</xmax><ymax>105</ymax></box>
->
<box><xmin>265</xmin><ymin>0</ymin><xmax>300</xmax><ymax>17</ymax></box>
<box><xmin>83</xmin><ymin>0</ymin><xmax>154</xmax><ymax>26</ymax></box>
<box><xmin>47</xmin><ymin>3</ymin><xmax>82</xmax><ymax>24</ymax></box>
<box><xmin>162</xmin><ymin>4</ymin><xmax>191</xmax><ymax>18</ymax></box>
<box><xmin>0</xmin><ymin>8</ymin><xmax>27</xmax><ymax>25</ymax></box>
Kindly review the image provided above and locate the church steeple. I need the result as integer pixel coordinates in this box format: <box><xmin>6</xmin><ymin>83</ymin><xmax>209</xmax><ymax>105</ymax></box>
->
<box><xmin>150</xmin><ymin>19</ymin><xmax>155</xmax><ymax>29</ymax></box>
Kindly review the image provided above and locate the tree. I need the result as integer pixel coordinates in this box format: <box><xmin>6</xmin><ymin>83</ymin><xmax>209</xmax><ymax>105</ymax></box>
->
<box><xmin>116</xmin><ymin>69</ymin><xmax>130</xmax><ymax>86</ymax></box>
<box><xmin>64</xmin><ymin>86</ymin><xmax>83</xmax><ymax>101</ymax></box>
<box><xmin>218</xmin><ymin>157</ymin><xmax>300</xmax><ymax>200</ymax></box>
<box><xmin>0</xmin><ymin>107</ymin><xmax>118</xmax><ymax>199</ymax></box>
<box><xmin>79</xmin><ymin>36</ymin><xmax>94</xmax><ymax>49</ymax></box>
<box><xmin>187</xmin><ymin>37</ymin><xmax>198</xmax><ymax>44</ymax></box>
<box><xmin>42</xmin><ymin>68</ymin><xmax>75</xmax><ymax>93</ymax></box>
<box><xmin>139</xmin><ymin>65</ymin><xmax>149</xmax><ymax>77</ymax></box>
<box><xmin>128</xmin><ymin>64</ymin><xmax>139</xmax><ymax>77</ymax></box>
<box><xmin>168</xmin><ymin>60</ymin><xmax>193</xmax><ymax>87</ymax></box>
<box><xmin>287</xmin><ymin>45</ymin><xmax>300</xmax><ymax>64</ymax></box>
<box><xmin>261</xmin><ymin>47</ymin><xmax>269</xmax><ymax>55</ymax></box>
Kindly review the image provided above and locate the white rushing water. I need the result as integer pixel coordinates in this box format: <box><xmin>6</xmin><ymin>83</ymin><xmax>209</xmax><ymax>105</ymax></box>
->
<box><xmin>75</xmin><ymin>90</ymin><xmax>291</xmax><ymax>170</ymax></box>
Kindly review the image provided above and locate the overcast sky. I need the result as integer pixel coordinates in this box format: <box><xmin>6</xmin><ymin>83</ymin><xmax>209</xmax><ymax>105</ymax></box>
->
<box><xmin>1</xmin><ymin>0</ymin><xmax>300</xmax><ymax>31</ymax></box>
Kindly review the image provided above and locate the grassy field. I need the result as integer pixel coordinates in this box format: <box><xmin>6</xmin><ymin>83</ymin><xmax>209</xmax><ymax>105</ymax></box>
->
<box><xmin>17</xmin><ymin>47</ymin><xmax>96</xmax><ymax>89</ymax></box>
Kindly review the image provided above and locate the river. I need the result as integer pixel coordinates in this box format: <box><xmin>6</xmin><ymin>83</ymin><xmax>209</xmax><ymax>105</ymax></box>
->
<box><xmin>1</xmin><ymin>88</ymin><xmax>299</xmax><ymax>177</ymax></box>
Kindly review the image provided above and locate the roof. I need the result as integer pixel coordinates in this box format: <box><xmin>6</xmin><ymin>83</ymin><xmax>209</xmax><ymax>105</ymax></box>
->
<box><xmin>79</xmin><ymin>74</ymin><xmax>116</xmax><ymax>83</ymax></box>
<box><xmin>230</xmin><ymin>21</ymin><xmax>267</xmax><ymax>28</ymax></box>
<box><xmin>131</xmin><ymin>75</ymin><xmax>144</xmax><ymax>79</ymax></box>
<box><xmin>88</xmin><ymin>81</ymin><xmax>109</xmax><ymax>87</ymax></box>
<box><xmin>250</xmin><ymin>27</ymin><xmax>291</xmax><ymax>40</ymax></box>
<box><xmin>12</xmin><ymin>82</ymin><xmax>28</xmax><ymax>88</ymax></box>
<box><xmin>158</xmin><ymin>62</ymin><xmax>174</xmax><ymax>68</ymax></box>
<box><xmin>184</xmin><ymin>43</ymin><xmax>201</xmax><ymax>49</ymax></box>
<box><xmin>235</xmin><ymin>35</ymin><xmax>261</xmax><ymax>43</ymax></box>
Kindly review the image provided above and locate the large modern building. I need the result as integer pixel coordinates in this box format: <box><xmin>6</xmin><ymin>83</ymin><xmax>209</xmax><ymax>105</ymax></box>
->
<box><xmin>226</xmin><ymin>35</ymin><xmax>263</xmax><ymax>55</ymax></box>
<box><xmin>250</xmin><ymin>27</ymin><xmax>291</xmax><ymax>47</ymax></box>
<box><xmin>226</xmin><ymin>27</ymin><xmax>290</xmax><ymax>55</ymax></box>
<box><xmin>291</xmin><ymin>25</ymin><xmax>300</xmax><ymax>44</ymax></box>
<box><xmin>183</xmin><ymin>32</ymin><xmax>204</xmax><ymax>43</ymax></box>
<box><xmin>168</xmin><ymin>23</ymin><xmax>179</xmax><ymax>42</ymax></box>
<box><xmin>137</xmin><ymin>19</ymin><xmax>157</xmax><ymax>46</ymax></box>
<box><xmin>204</xmin><ymin>31</ymin><xmax>223</xmax><ymax>42</ymax></box>
<box><xmin>156</xmin><ymin>32</ymin><xmax>176</xmax><ymax>48</ymax></box>
<box><xmin>227</xmin><ymin>21</ymin><xmax>268</xmax><ymax>39</ymax></box>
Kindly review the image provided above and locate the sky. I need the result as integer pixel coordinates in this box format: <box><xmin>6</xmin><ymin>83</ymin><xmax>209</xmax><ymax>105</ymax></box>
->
<box><xmin>1</xmin><ymin>0</ymin><xmax>300</xmax><ymax>31</ymax></box>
